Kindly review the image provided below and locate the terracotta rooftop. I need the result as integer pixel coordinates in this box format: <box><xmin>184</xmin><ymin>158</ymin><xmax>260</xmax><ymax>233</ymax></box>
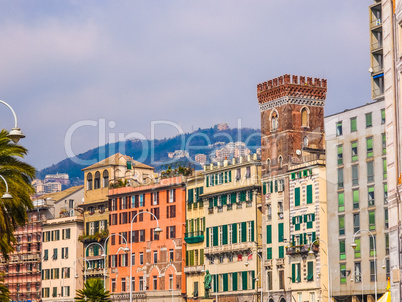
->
<box><xmin>82</xmin><ymin>153</ymin><xmax>154</xmax><ymax>171</ymax></box>
<box><xmin>38</xmin><ymin>185</ymin><xmax>84</xmax><ymax>202</ymax></box>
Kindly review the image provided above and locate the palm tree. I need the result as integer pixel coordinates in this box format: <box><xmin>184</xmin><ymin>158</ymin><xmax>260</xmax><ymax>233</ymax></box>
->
<box><xmin>0</xmin><ymin>272</ymin><xmax>10</xmax><ymax>302</ymax></box>
<box><xmin>0</xmin><ymin>129</ymin><xmax>36</xmax><ymax>259</ymax></box>
<box><xmin>75</xmin><ymin>278</ymin><xmax>111</xmax><ymax>302</ymax></box>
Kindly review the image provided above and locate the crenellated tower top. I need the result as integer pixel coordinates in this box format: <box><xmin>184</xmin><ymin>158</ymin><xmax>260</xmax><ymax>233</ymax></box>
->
<box><xmin>257</xmin><ymin>74</ymin><xmax>327</xmax><ymax>106</ymax></box>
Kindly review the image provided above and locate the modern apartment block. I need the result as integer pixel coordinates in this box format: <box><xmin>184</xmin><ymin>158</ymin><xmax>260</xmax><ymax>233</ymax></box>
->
<box><xmin>108</xmin><ymin>176</ymin><xmax>186</xmax><ymax>302</ymax></box>
<box><xmin>370</xmin><ymin>0</ymin><xmax>385</xmax><ymax>100</ymax></box>
<box><xmin>184</xmin><ymin>172</ymin><xmax>205</xmax><ymax>300</ymax></box>
<box><xmin>40</xmin><ymin>186</ymin><xmax>85</xmax><ymax>302</ymax></box>
<box><xmin>80</xmin><ymin>153</ymin><xmax>154</xmax><ymax>286</ymax></box>
<box><xmin>202</xmin><ymin>154</ymin><xmax>262</xmax><ymax>302</ymax></box>
<box><xmin>258</xmin><ymin>74</ymin><xmax>329</xmax><ymax>302</ymax></box>
<box><xmin>326</xmin><ymin>100</ymin><xmax>389</xmax><ymax>301</ymax></box>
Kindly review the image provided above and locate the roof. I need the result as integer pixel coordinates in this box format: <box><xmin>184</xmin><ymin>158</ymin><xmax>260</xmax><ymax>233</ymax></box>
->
<box><xmin>82</xmin><ymin>153</ymin><xmax>154</xmax><ymax>171</ymax></box>
<box><xmin>39</xmin><ymin>185</ymin><xmax>84</xmax><ymax>202</ymax></box>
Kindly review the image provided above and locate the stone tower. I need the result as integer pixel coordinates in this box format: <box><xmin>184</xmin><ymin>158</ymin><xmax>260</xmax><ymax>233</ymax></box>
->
<box><xmin>257</xmin><ymin>74</ymin><xmax>327</xmax><ymax>177</ymax></box>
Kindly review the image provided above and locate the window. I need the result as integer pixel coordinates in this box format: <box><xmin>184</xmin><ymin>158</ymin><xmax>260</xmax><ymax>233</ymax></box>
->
<box><xmin>139</xmin><ymin>277</ymin><xmax>144</xmax><ymax>291</ymax></box>
<box><xmin>169</xmin><ymin>249</ymin><xmax>174</xmax><ymax>262</ymax></box>
<box><xmin>384</xmin><ymin>183</ymin><xmax>388</xmax><ymax>203</ymax></box>
<box><xmin>131</xmin><ymin>253</ymin><xmax>135</xmax><ymax>266</ymax></box>
<box><xmin>339</xmin><ymin>240</ymin><xmax>346</xmax><ymax>260</ymax></box>
<box><xmin>370</xmin><ymin>260</ymin><xmax>377</xmax><ymax>281</ymax></box>
<box><xmin>169</xmin><ymin>189</ymin><xmax>175</xmax><ymax>203</ymax></box>
<box><xmin>53</xmin><ymin>248</ymin><xmax>58</xmax><ymax>260</ymax></box>
<box><xmin>383</xmin><ymin>133</ymin><xmax>386</xmax><ymax>154</ymax></box>
<box><xmin>340</xmin><ymin>263</ymin><xmax>347</xmax><ymax>284</ymax></box>
<box><xmin>303</xmin><ymin>136</ymin><xmax>308</xmax><ymax>147</ymax></box>
<box><xmin>132</xmin><ymin>277</ymin><xmax>135</xmax><ymax>292</ymax></box>
<box><xmin>351</xmin><ymin>141</ymin><xmax>358</xmax><ymax>162</ymax></box>
<box><xmin>103</xmin><ymin>170</ymin><xmax>109</xmax><ymax>187</ymax></box>
<box><xmin>353</xmin><ymin>213</ymin><xmax>360</xmax><ymax>233</ymax></box>
<box><xmin>338</xmin><ymin>168</ymin><xmax>344</xmax><ymax>189</ymax></box>
<box><xmin>336</xmin><ymin>121</ymin><xmax>342</xmax><ymax>136</ymax></box>
<box><xmin>169</xmin><ymin>274</ymin><xmax>174</xmax><ymax>290</ymax></box>
<box><xmin>370</xmin><ymin>236</ymin><xmax>376</xmax><ymax>257</ymax></box>
<box><xmin>121</xmin><ymin>278</ymin><xmax>126</xmax><ymax>292</ymax></box>
<box><xmin>350</xmin><ymin>117</ymin><xmax>357</xmax><ymax>132</ymax></box>
<box><xmin>368</xmin><ymin>186</ymin><xmax>375</xmax><ymax>206</ymax></box>
<box><xmin>337</xmin><ymin>145</ymin><xmax>343</xmax><ymax>165</ymax></box>
<box><xmin>381</xmin><ymin>109</ymin><xmax>385</xmax><ymax>124</ymax></box>
<box><xmin>352</xmin><ymin>165</ymin><xmax>359</xmax><ymax>186</ymax></box>
<box><xmin>292</xmin><ymin>263</ymin><xmax>301</xmax><ymax>283</ymax></box>
<box><xmin>385</xmin><ymin>208</ymin><xmax>389</xmax><ymax>228</ymax></box>
<box><xmin>111</xmin><ymin>278</ymin><xmax>116</xmax><ymax>292</ymax></box>
<box><xmin>339</xmin><ymin>216</ymin><xmax>345</xmax><ymax>235</ymax></box>
<box><xmin>354</xmin><ymin>262</ymin><xmax>362</xmax><ymax>282</ymax></box>
<box><xmin>53</xmin><ymin>287</ymin><xmax>57</xmax><ymax>297</ymax></box>
<box><xmin>367</xmin><ymin>137</ymin><xmax>373</xmax><ymax>158</ymax></box>
<box><xmin>271</xmin><ymin>111</ymin><xmax>278</xmax><ymax>131</ymax></box>
<box><xmin>338</xmin><ymin>192</ymin><xmax>344</xmax><ymax>212</ymax></box>
<box><xmin>236</xmin><ymin>168</ymin><xmax>241</xmax><ymax>180</ymax></box>
<box><xmin>367</xmin><ymin>161</ymin><xmax>374</xmax><ymax>183</ymax></box>
<box><xmin>140</xmin><ymin>194</ymin><xmax>144</xmax><ymax>207</ymax></box>
<box><xmin>246</xmin><ymin>166</ymin><xmax>251</xmax><ymax>178</ymax></box>
<box><xmin>140</xmin><ymin>253</ymin><xmax>144</xmax><ymax>265</ymax></box>
<box><xmin>386</xmin><ymin>233</ymin><xmax>390</xmax><ymax>255</ymax></box>
<box><xmin>153</xmin><ymin>276</ymin><xmax>157</xmax><ymax>290</ymax></box>
<box><xmin>153</xmin><ymin>251</ymin><xmax>157</xmax><ymax>263</ymax></box>
<box><xmin>302</xmin><ymin>108</ymin><xmax>309</xmax><ymax>127</ymax></box>
<box><xmin>369</xmin><ymin>211</ymin><xmax>376</xmax><ymax>231</ymax></box>
<box><xmin>366</xmin><ymin>112</ymin><xmax>372</xmax><ymax>128</ymax></box>
<box><xmin>279</xmin><ymin>156</ymin><xmax>283</xmax><ymax>169</ymax></box>
<box><xmin>353</xmin><ymin>190</ymin><xmax>359</xmax><ymax>209</ymax></box>
<box><xmin>294</xmin><ymin>187</ymin><xmax>300</xmax><ymax>206</ymax></box>
<box><xmin>383</xmin><ymin>158</ymin><xmax>387</xmax><ymax>179</ymax></box>
<box><xmin>307</xmin><ymin>261</ymin><xmax>314</xmax><ymax>281</ymax></box>
<box><xmin>94</xmin><ymin>171</ymin><xmax>101</xmax><ymax>189</ymax></box>
<box><xmin>153</xmin><ymin>192</ymin><xmax>159</xmax><ymax>205</ymax></box>
<box><xmin>87</xmin><ymin>173</ymin><xmax>93</xmax><ymax>190</ymax></box>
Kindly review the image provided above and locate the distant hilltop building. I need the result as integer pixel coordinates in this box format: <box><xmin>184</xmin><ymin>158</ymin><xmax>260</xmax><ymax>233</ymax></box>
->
<box><xmin>44</xmin><ymin>172</ymin><xmax>70</xmax><ymax>186</ymax></box>
<box><xmin>32</xmin><ymin>173</ymin><xmax>70</xmax><ymax>197</ymax></box>
<box><xmin>213</xmin><ymin>141</ymin><xmax>251</xmax><ymax>161</ymax></box>
<box><xmin>217</xmin><ymin>123</ymin><xmax>229</xmax><ymax>131</ymax></box>
<box><xmin>168</xmin><ymin>150</ymin><xmax>189</xmax><ymax>159</ymax></box>
<box><xmin>194</xmin><ymin>153</ymin><xmax>207</xmax><ymax>165</ymax></box>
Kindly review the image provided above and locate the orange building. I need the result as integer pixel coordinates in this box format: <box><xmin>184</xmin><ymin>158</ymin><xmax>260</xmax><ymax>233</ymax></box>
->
<box><xmin>108</xmin><ymin>176</ymin><xmax>186</xmax><ymax>302</ymax></box>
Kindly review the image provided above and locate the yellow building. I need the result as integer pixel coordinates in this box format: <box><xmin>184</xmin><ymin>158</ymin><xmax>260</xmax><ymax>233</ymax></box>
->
<box><xmin>184</xmin><ymin>172</ymin><xmax>205</xmax><ymax>300</ymax></box>
<box><xmin>202</xmin><ymin>155</ymin><xmax>262</xmax><ymax>302</ymax></box>
<box><xmin>79</xmin><ymin>153</ymin><xmax>154</xmax><ymax>286</ymax></box>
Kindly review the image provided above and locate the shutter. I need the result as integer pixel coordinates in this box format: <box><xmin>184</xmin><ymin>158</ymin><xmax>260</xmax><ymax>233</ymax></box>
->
<box><xmin>229</xmin><ymin>170</ymin><xmax>232</xmax><ymax>182</ymax></box>
<box><xmin>252</xmin><ymin>271</ymin><xmax>255</xmax><ymax>289</ymax></box>
<box><xmin>173</xmin><ymin>189</ymin><xmax>176</xmax><ymax>202</ymax></box>
<box><xmin>206</xmin><ymin>228</ymin><xmax>209</xmax><ymax>247</ymax></box>
<box><xmin>232</xmin><ymin>272</ymin><xmax>237</xmax><ymax>291</ymax></box>
<box><xmin>206</xmin><ymin>176</ymin><xmax>209</xmax><ymax>187</ymax></box>
<box><xmin>223</xmin><ymin>273</ymin><xmax>229</xmax><ymax>292</ymax></box>
<box><xmin>263</xmin><ymin>183</ymin><xmax>267</xmax><ymax>195</ymax></box>
<box><xmin>242</xmin><ymin>271</ymin><xmax>248</xmax><ymax>290</ymax></box>
<box><xmin>232</xmin><ymin>223</ymin><xmax>237</xmax><ymax>244</ymax></box>
<box><xmin>278</xmin><ymin>223</ymin><xmax>284</xmax><ymax>242</ymax></box>
<box><xmin>213</xmin><ymin>227</ymin><xmax>219</xmax><ymax>246</ymax></box>
<box><xmin>173</xmin><ymin>226</ymin><xmax>176</xmax><ymax>238</ymax></box>
<box><xmin>251</xmin><ymin>221</ymin><xmax>255</xmax><ymax>242</ymax></box>
<box><xmin>304</xmin><ymin>233</ymin><xmax>307</xmax><ymax>245</ymax></box>
<box><xmin>266</xmin><ymin>225</ymin><xmax>272</xmax><ymax>244</ymax></box>
<box><xmin>188</xmin><ymin>189</ymin><xmax>194</xmax><ymax>203</ymax></box>
<box><xmin>231</xmin><ymin>193</ymin><xmax>237</xmax><ymax>204</ymax></box>
<box><xmin>213</xmin><ymin>197</ymin><xmax>218</xmax><ymax>207</ymax></box>
<box><xmin>94</xmin><ymin>221</ymin><xmax>99</xmax><ymax>233</ymax></box>
<box><xmin>292</xmin><ymin>264</ymin><xmax>295</xmax><ymax>283</ymax></box>
<box><xmin>267</xmin><ymin>247</ymin><xmax>272</xmax><ymax>259</ymax></box>
<box><xmin>307</xmin><ymin>261</ymin><xmax>314</xmax><ymax>281</ymax></box>
<box><xmin>312</xmin><ymin>213</ymin><xmax>315</xmax><ymax>221</ymax></box>
<box><xmin>166</xmin><ymin>227</ymin><xmax>169</xmax><ymax>239</ymax></box>
<box><xmin>312</xmin><ymin>232</ymin><xmax>316</xmax><ymax>243</ymax></box>
<box><xmin>223</xmin><ymin>225</ymin><xmax>228</xmax><ymax>245</ymax></box>
<box><xmin>118</xmin><ymin>254</ymin><xmax>121</xmax><ymax>267</ymax></box>
<box><xmin>307</xmin><ymin>185</ymin><xmax>313</xmax><ymax>204</ymax></box>
<box><xmin>292</xmin><ymin>217</ymin><xmax>295</xmax><ymax>225</ymax></box>
<box><xmin>209</xmin><ymin>198</ymin><xmax>213</xmax><ymax>208</ymax></box>
<box><xmin>222</xmin><ymin>194</ymin><xmax>227</xmax><ymax>205</ymax></box>
<box><xmin>224</xmin><ymin>171</ymin><xmax>228</xmax><ymax>183</ymax></box>
<box><xmin>215</xmin><ymin>174</ymin><xmax>218</xmax><ymax>185</ymax></box>
<box><xmin>241</xmin><ymin>222</ymin><xmax>247</xmax><ymax>242</ymax></box>
<box><xmin>86</xmin><ymin>222</ymin><xmax>89</xmax><ymax>235</ymax></box>
<box><xmin>299</xmin><ymin>234</ymin><xmax>303</xmax><ymax>245</ymax></box>
<box><xmin>248</xmin><ymin>190</ymin><xmax>253</xmax><ymax>201</ymax></box>
<box><xmin>304</xmin><ymin>215</ymin><xmax>307</xmax><ymax>223</ymax></box>
<box><xmin>295</xmin><ymin>187</ymin><xmax>300</xmax><ymax>206</ymax></box>
<box><xmin>292</xmin><ymin>235</ymin><xmax>295</xmax><ymax>246</ymax></box>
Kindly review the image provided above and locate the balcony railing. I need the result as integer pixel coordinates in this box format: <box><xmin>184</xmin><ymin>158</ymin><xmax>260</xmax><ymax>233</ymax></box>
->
<box><xmin>184</xmin><ymin>231</ymin><xmax>204</xmax><ymax>244</ymax></box>
<box><xmin>371</xmin><ymin>41</ymin><xmax>383</xmax><ymax>52</ymax></box>
<box><xmin>205</xmin><ymin>241</ymin><xmax>255</xmax><ymax>255</ymax></box>
<box><xmin>371</xmin><ymin>18</ymin><xmax>382</xmax><ymax>28</ymax></box>
<box><xmin>184</xmin><ymin>265</ymin><xmax>204</xmax><ymax>274</ymax></box>
<box><xmin>288</xmin><ymin>154</ymin><xmax>325</xmax><ymax>169</ymax></box>
<box><xmin>286</xmin><ymin>244</ymin><xmax>319</xmax><ymax>256</ymax></box>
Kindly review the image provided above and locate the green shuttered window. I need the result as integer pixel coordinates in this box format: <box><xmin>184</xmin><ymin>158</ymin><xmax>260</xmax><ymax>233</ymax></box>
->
<box><xmin>266</xmin><ymin>225</ymin><xmax>272</xmax><ymax>244</ymax></box>
<box><xmin>307</xmin><ymin>185</ymin><xmax>313</xmax><ymax>204</ymax></box>
<box><xmin>278</xmin><ymin>223</ymin><xmax>284</xmax><ymax>242</ymax></box>
<box><xmin>295</xmin><ymin>187</ymin><xmax>300</xmax><ymax>206</ymax></box>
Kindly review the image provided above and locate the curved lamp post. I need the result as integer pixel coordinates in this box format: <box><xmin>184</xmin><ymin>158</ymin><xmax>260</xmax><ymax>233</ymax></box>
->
<box><xmin>350</xmin><ymin>270</ymin><xmax>363</xmax><ymax>302</ymax></box>
<box><xmin>245</xmin><ymin>252</ymin><xmax>263</xmax><ymax>302</ymax></box>
<box><xmin>0</xmin><ymin>175</ymin><xmax>12</xmax><ymax>199</ymax></box>
<box><xmin>84</xmin><ymin>242</ymin><xmax>105</xmax><ymax>283</ymax></box>
<box><xmin>159</xmin><ymin>265</ymin><xmax>176</xmax><ymax>302</ymax></box>
<box><xmin>101</xmin><ymin>233</ymin><xmax>130</xmax><ymax>289</ymax></box>
<box><xmin>130</xmin><ymin>211</ymin><xmax>162</xmax><ymax>302</ymax></box>
<box><xmin>60</xmin><ymin>266</ymin><xmax>79</xmax><ymax>302</ymax></box>
<box><xmin>351</xmin><ymin>229</ymin><xmax>377</xmax><ymax>301</ymax></box>
<box><xmin>382</xmin><ymin>255</ymin><xmax>389</xmax><ymax>270</ymax></box>
<box><xmin>0</xmin><ymin>100</ymin><xmax>25</xmax><ymax>143</ymax></box>
<box><xmin>308</xmin><ymin>239</ymin><xmax>331</xmax><ymax>301</ymax></box>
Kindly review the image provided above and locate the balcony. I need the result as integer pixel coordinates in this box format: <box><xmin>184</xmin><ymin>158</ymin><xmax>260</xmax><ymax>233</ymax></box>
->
<box><xmin>205</xmin><ymin>241</ymin><xmax>255</xmax><ymax>255</ymax></box>
<box><xmin>371</xmin><ymin>41</ymin><xmax>383</xmax><ymax>53</ymax></box>
<box><xmin>276</xmin><ymin>258</ymin><xmax>285</xmax><ymax>266</ymax></box>
<box><xmin>184</xmin><ymin>231</ymin><xmax>204</xmax><ymax>244</ymax></box>
<box><xmin>370</xmin><ymin>18</ymin><xmax>382</xmax><ymax>29</ymax></box>
<box><xmin>184</xmin><ymin>265</ymin><xmax>204</xmax><ymax>274</ymax></box>
<box><xmin>263</xmin><ymin>259</ymin><xmax>272</xmax><ymax>267</ymax></box>
<box><xmin>286</xmin><ymin>244</ymin><xmax>319</xmax><ymax>257</ymax></box>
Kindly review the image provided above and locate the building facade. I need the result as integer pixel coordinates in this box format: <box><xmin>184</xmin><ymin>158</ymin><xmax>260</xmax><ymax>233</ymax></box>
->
<box><xmin>258</xmin><ymin>74</ymin><xmax>329</xmax><ymax>302</ymax></box>
<box><xmin>202</xmin><ymin>154</ymin><xmax>262</xmax><ymax>302</ymax></box>
<box><xmin>108</xmin><ymin>176</ymin><xmax>186</xmax><ymax>302</ymax></box>
<box><xmin>326</xmin><ymin>100</ymin><xmax>389</xmax><ymax>301</ymax></box>
<box><xmin>184</xmin><ymin>172</ymin><xmax>205</xmax><ymax>300</ymax></box>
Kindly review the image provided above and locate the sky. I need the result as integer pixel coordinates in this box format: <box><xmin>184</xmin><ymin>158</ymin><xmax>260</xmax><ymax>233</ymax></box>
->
<box><xmin>0</xmin><ymin>0</ymin><xmax>372</xmax><ymax>170</ymax></box>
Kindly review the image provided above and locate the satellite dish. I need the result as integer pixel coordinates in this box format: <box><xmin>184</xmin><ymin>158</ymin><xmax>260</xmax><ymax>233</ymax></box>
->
<box><xmin>296</xmin><ymin>149</ymin><xmax>301</xmax><ymax>156</ymax></box>
<box><xmin>368</xmin><ymin>67</ymin><xmax>374</xmax><ymax>73</ymax></box>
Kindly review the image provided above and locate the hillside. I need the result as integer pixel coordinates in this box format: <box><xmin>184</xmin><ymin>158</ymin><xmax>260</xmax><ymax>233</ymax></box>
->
<box><xmin>37</xmin><ymin>126</ymin><xmax>261</xmax><ymax>181</ymax></box>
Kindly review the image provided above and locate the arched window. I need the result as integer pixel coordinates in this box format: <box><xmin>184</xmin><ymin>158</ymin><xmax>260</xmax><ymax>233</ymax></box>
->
<box><xmin>271</xmin><ymin>111</ymin><xmax>278</xmax><ymax>131</ymax></box>
<box><xmin>94</xmin><ymin>171</ymin><xmax>101</xmax><ymax>189</ymax></box>
<box><xmin>303</xmin><ymin>136</ymin><xmax>309</xmax><ymax>148</ymax></box>
<box><xmin>267</xmin><ymin>159</ymin><xmax>271</xmax><ymax>173</ymax></box>
<box><xmin>103</xmin><ymin>170</ymin><xmax>109</xmax><ymax>188</ymax></box>
<box><xmin>87</xmin><ymin>173</ymin><xmax>93</xmax><ymax>191</ymax></box>
<box><xmin>301</xmin><ymin>107</ymin><xmax>309</xmax><ymax>127</ymax></box>
<box><xmin>279</xmin><ymin>156</ymin><xmax>283</xmax><ymax>169</ymax></box>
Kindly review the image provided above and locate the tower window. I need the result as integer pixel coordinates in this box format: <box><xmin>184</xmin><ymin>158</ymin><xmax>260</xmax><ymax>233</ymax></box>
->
<box><xmin>278</xmin><ymin>156</ymin><xmax>283</xmax><ymax>169</ymax></box>
<box><xmin>271</xmin><ymin>111</ymin><xmax>278</xmax><ymax>131</ymax></box>
<box><xmin>301</xmin><ymin>108</ymin><xmax>309</xmax><ymax>127</ymax></box>
<box><xmin>303</xmin><ymin>137</ymin><xmax>308</xmax><ymax>148</ymax></box>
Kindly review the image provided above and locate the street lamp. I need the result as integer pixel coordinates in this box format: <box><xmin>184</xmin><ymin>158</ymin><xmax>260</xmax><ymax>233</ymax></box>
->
<box><xmin>60</xmin><ymin>266</ymin><xmax>79</xmax><ymax>302</ymax></box>
<box><xmin>0</xmin><ymin>175</ymin><xmax>13</xmax><ymax>199</ymax></box>
<box><xmin>351</xmin><ymin>229</ymin><xmax>377</xmax><ymax>301</ymax></box>
<box><xmin>130</xmin><ymin>210</ymin><xmax>162</xmax><ymax>302</ymax></box>
<box><xmin>159</xmin><ymin>265</ymin><xmax>176</xmax><ymax>302</ymax></box>
<box><xmin>350</xmin><ymin>270</ymin><xmax>363</xmax><ymax>302</ymax></box>
<box><xmin>0</xmin><ymin>100</ymin><xmax>25</xmax><ymax>143</ymax></box>
<box><xmin>84</xmin><ymin>242</ymin><xmax>105</xmax><ymax>283</ymax></box>
<box><xmin>245</xmin><ymin>252</ymin><xmax>263</xmax><ymax>302</ymax></box>
<box><xmin>308</xmin><ymin>238</ymin><xmax>331</xmax><ymax>301</ymax></box>
<box><xmin>382</xmin><ymin>255</ymin><xmax>389</xmax><ymax>270</ymax></box>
